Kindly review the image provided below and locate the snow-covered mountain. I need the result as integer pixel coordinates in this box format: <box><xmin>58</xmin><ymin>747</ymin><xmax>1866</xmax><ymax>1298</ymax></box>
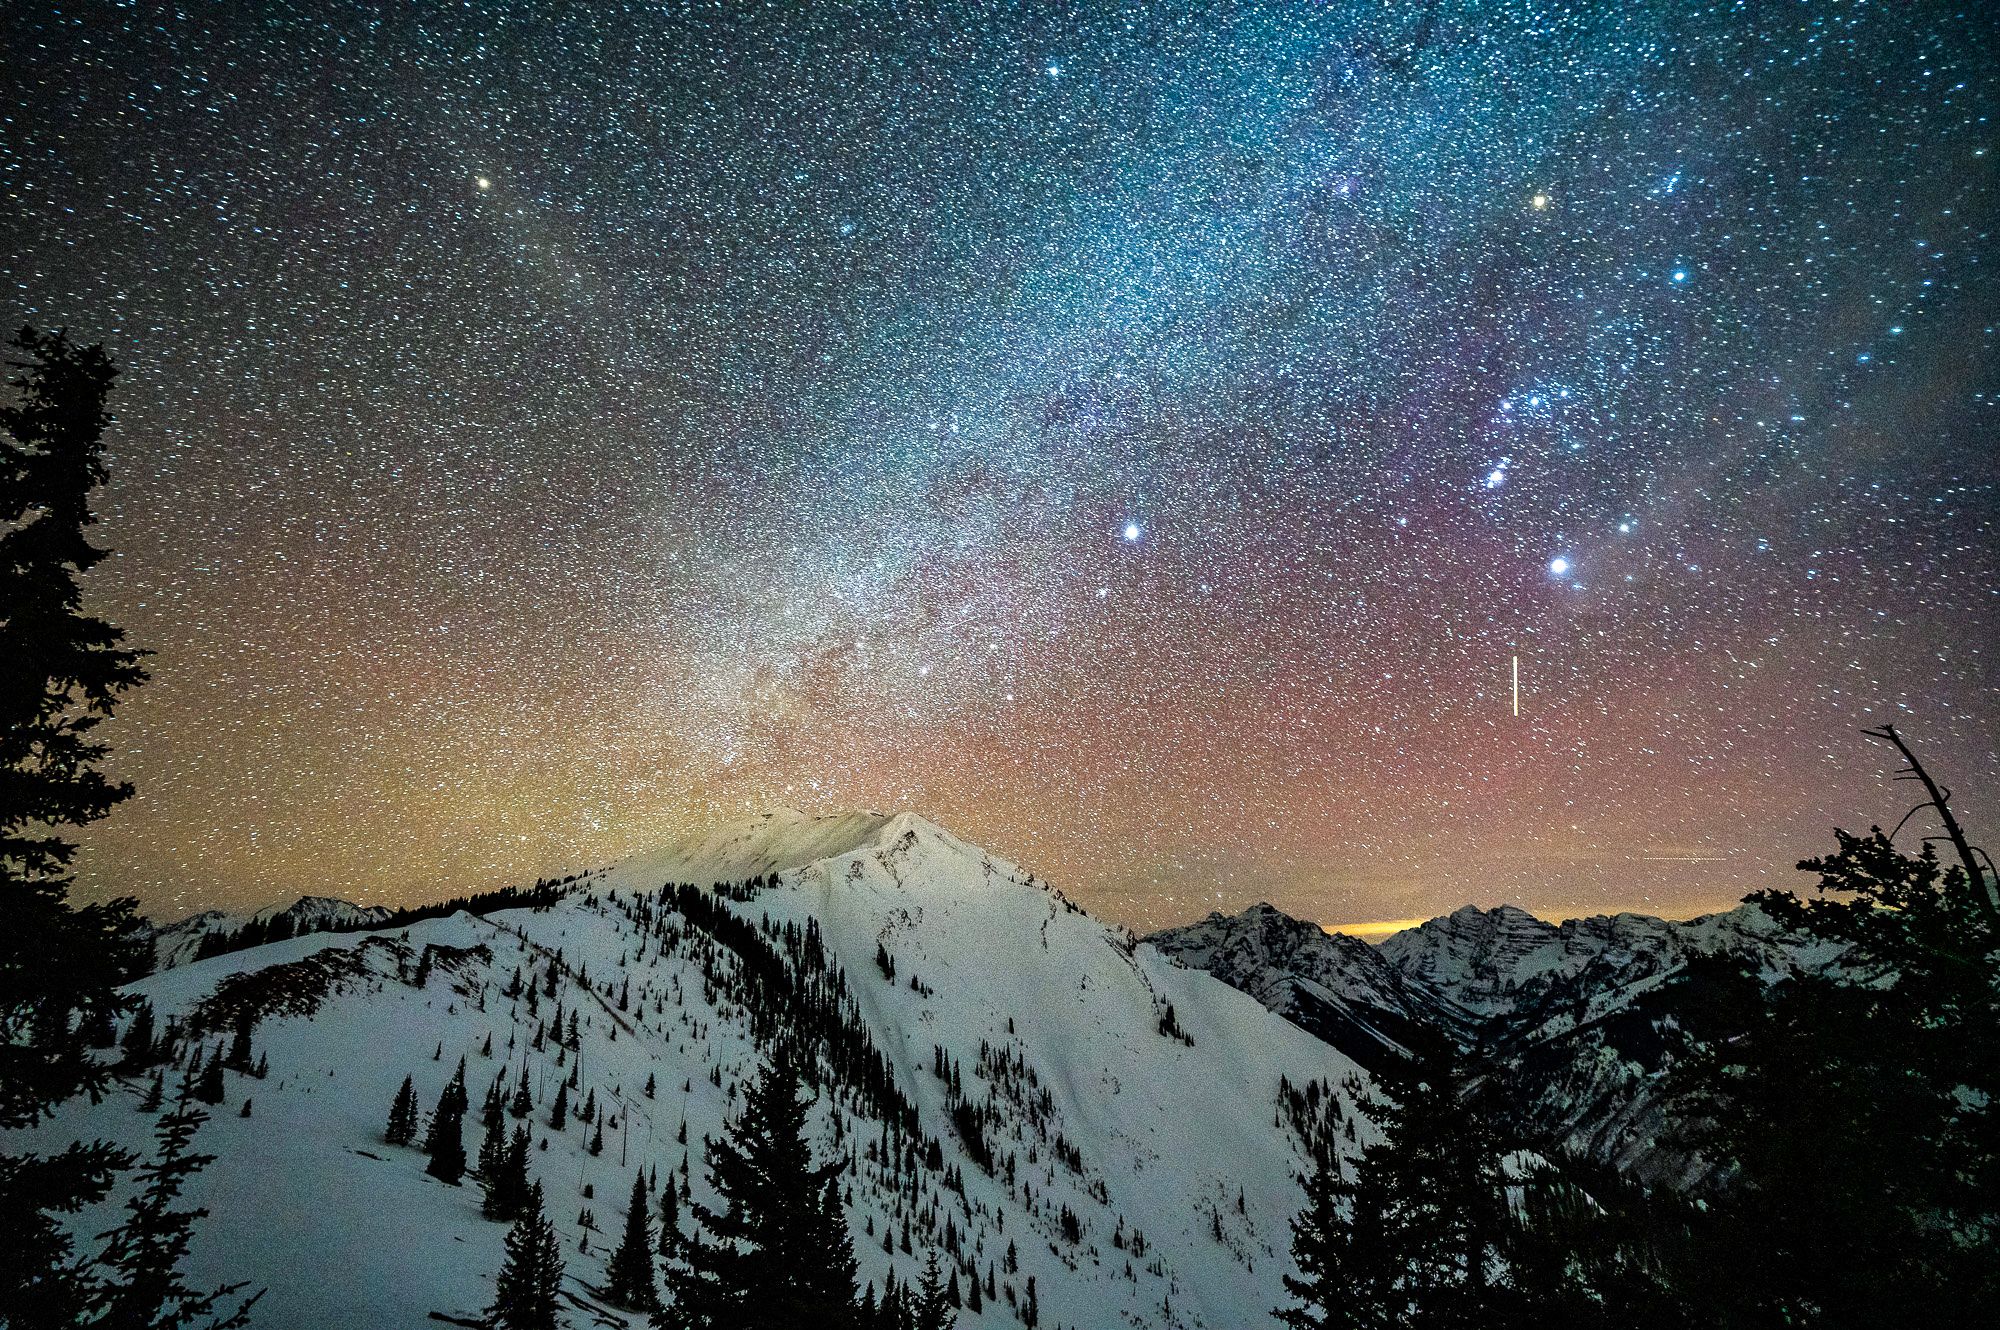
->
<box><xmin>147</xmin><ymin>895</ymin><xmax>395</xmax><ymax>969</ymax></box>
<box><xmin>1145</xmin><ymin>903</ymin><xmax>1453</xmax><ymax>1073</ymax></box>
<box><xmin>1148</xmin><ymin>899</ymin><xmax>1835</xmax><ymax>1183</ymax></box>
<box><xmin>18</xmin><ymin>810</ymin><xmax>1363</xmax><ymax>1329</ymax></box>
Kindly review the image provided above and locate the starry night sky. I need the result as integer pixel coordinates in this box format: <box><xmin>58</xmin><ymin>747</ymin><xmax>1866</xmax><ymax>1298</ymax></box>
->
<box><xmin>5</xmin><ymin>1</ymin><xmax>1995</xmax><ymax>931</ymax></box>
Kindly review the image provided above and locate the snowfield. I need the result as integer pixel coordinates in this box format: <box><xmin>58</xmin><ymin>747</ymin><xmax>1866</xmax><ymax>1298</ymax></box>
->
<box><xmin>15</xmin><ymin>810</ymin><xmax>1365</xmax><ymax>1330</ymax></box>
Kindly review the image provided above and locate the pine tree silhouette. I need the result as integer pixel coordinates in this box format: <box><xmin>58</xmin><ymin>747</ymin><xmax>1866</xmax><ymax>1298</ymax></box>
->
<box><xmin>661</xmin><ymin>1045</ymin><xmax>858</xmax><ymax>1328</ymax></box>
<box><xmin>385</xmin><ymin>1075</ymin><xmax>420</xmax><ymax>1147</ymax></box>
<box><xmin>914</xmin><ymin>1249</ymin><xmax>955</xmax><ymax>1329</ymax></box>
<box><xmin>1276</xmin><ymin>1138</ymin><xmax>1354</xmax><ymax>1328</ymax></box>
<box><xmin>0</xmin><ymin>326</ymin><xmax>155</xmax><ymax>1328</ymax></box>
<box><xmin>423</xmin><ymin>1066</ymin><xmax>468</xmax><ymax>1185</ymax></box>
<box><xmin>488</xmin><ymin>1180</ymin><xmax>563</xmax><ymax>1330</ymax></box>
<box><xmin>482</xmin><ymin>1125</ymin><xmax>532</xmax><ymax>1222</ymax></box>
<box><xmin>605</xmin><ymin>1170</ymin><xmax>658</xmax><ymax>1310</ymax></box>
<box><xmin>194</xmin><ymin>1045</ymin><xmax>225</xmax><ymax>1106</ymax></box>
<box><xmin>88</xmin><ymin>1100</ymin><xmax>262</xmax><ymax>1328</ymax></box>
<box><xmin>121</xmin><ymin>1000</ymin><xmax>157</xmax><ymax>1067</ymax></box>
<box><xmin>224</xmin><ymin>1011</ymin><xmax>254</xmax><ymax>1073</ymax></box>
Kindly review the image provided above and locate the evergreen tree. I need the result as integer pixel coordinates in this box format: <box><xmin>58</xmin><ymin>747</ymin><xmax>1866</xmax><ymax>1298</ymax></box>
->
<box><xmin>0</xmin><ymin>326</ymin><xmax>153</xmax><ymax>1329</ymax></box>
<box><xmin>1277</xmin><ymin>1139</ymin><xmax>1360</xmax><ymax>1329</ymax></box>
<box><xmin>1665</xmin><ymin>733</ymin><xmax>1999</xmax><ymax>1328</ymax></box>
<box><xmin>606</xmin><ymin>1170</ymin><xmax>659</xmax><ymax>1310</ymax></box>
<box><xmin>658</xmin><ymin>1175</ymin><xmax>680</xmax><ymax>1256</ymax></box>
<box><xmin>477</xmin><ymin>1105</ymin><xmax>505</xmax><ymax>1181</ymax></box>
<box><xmin>194</xmin><ymin>1046</ymin><xmax>225</xmax><ymax>1107</ymax></box>
<box><xmin>137</xmin><ymin>1071</ymin><xmax>164</xmax><ymax>1114</ymax></box>
<box><xmin>1285</xmin><ymin>1037</ymin><xmax>1514</xmax><ymax>1328</ymax></box>
<box><xmin>550</xmin><ymin>1083</ymin><xmax>568</xmax><ymax>1131</ymax></box>
<box><xmin>913</xmin><ymin>1250</ymin><xmax>954</xmax><ymax>1330</ymax></box>
<box><xmin>424</xmin><ymin>1068</ymin><xmax>468</xmax><ymax>1185</ymax></box>
<box><xmin>660</xmin><ymin>1046</ymin><xmax>858</xmax><ymax>1329</ymax></box>
<box><xmin>488</xmin><ymin>1180</ymin><xmax>564</xmax><ymax>1330</ymax></box>
<box><xmin>121</xmin><ymin>1000</ymin><xmax>156</xmax><ymax>1067</ymax></box>
<box><xmin>385</xmin><ymin>1075</ymin><xmax>420</xmax><ymax>1147</ymax></box>
<box><xmin>510</xmin><ymin>1064</ymin><xmax>533</xmax><ymax>1119</ymax></box>
<box><xmin>483</xmin><ymin>1126</ymin><xmax>532</xmax><ymax>1222</ymax></box>
<box><xmin>86</xmin><ymin>1100</ymin><xmax>262</xmax><ymax>1329</ymax></box>
<box><xmin>223</xmin><ymin>1012</ymin><xmax>253</xmax><ymax>1073</ymax></box>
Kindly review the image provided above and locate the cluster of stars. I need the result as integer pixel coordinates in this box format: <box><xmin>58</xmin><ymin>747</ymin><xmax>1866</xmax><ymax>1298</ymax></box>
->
<box><xmin>0</xmin><ymin>0</ymin><xmax>1992</xmax><ymax>930</ymax></box>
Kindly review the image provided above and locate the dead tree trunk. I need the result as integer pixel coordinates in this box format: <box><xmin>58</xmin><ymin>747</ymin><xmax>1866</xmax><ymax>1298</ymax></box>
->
<box><xmin>1864</xmin><ymin>723</ymin><xmax>1998</xmax><ymax>917</ymax></box>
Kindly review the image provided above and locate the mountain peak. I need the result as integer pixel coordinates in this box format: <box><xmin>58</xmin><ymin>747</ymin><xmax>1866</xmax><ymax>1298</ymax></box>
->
<box><xmin>603</xmin><ymin>806</ymin><xmax>979</xmax><ymax>891</ymax></box>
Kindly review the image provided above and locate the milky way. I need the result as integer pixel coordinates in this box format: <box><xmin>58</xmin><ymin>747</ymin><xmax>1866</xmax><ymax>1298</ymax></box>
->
<box><xmin>5</xmin><ymin>2</ymin><xmax>1994</xmax><ymax>929</ymax></box>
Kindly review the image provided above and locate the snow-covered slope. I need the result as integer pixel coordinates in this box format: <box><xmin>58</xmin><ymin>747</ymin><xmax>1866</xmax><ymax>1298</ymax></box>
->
<box><xmin>18</xmin><ymin>811</ymin><xmax>1362</xmax><ymax>1330</ymax></box>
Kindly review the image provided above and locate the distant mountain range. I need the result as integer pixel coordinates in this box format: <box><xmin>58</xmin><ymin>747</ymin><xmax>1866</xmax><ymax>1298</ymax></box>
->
<box><xmin>145</xmin><ymin>895</ymin><xmax>394</xmax><ymax>969</ymax></box>
<box><xmin>1147</xmin><ymin>897</ymin><xmax>1837</xmax><ymax>1182</ymax></box>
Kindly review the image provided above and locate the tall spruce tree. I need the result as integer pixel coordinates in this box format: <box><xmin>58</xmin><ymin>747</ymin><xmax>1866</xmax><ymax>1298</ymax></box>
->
<box><xmin>385</xmin><ymin>1075</ymin><xmax>420</xmax><ymax>1147</ymax></box>
<box><xmin>86</xmin><ymin>1099</ymin><xmax>262</xmax><ymax>1329</ymax></box>
<box><xmin>1287</xmin><ymin>1037</ymin><xmax>1515</xmax><ymax>1328</ymax></box>
<box><xmin>489</xmin><ymin>1180</ymin><xmax>564</xmax><ymax>1330</ymax></box>
<box><xmin>658</xmin><ymin>1045</ymin><xmax>858</xmax><ymax>1329</ymax></box>
<box><xmin>0</xmin><ymin>326</ymin><xmax>155</xmax><ymax>1328</ymax></box>
<box><xmin>120</xmin><ymin>1000</ymin><xmax>156</xmax><ymax>1067</ymax></box>
<box><xmin>194</xmin><ymin>1046</ymin><xmax>224</xmax><ymax>1107</ymax></box>
<box><xmin>606</xmin><ymin>1170</ymin><xmax>659</xmax><ymax>1310</ymax></box>
<box><xmin>482</xmin><ymin>1125</ymin><xmax>532</xmax><ymax>1222</ymax></box>
<box><xmin>424</xmin><ymin>1066</ymin><xmax>468</xmax><ymax>1185</ymax></box>
<box><xmin>1277</xmin><ymin>1139</ymin><xmax>1366</xmax><ymax>1329</ymax></box>
<box><xmin>913</xmin><ymin>1249</ymin><xmax>955</xmax><ymax>1330</ymax></box>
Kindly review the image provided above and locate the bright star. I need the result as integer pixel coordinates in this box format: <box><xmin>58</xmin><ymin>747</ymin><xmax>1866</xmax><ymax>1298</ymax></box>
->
<box><xmin>1670</xmin><ymin>268</ymin><xmax>1689</xmax><ymax>284</ymax></box>
<box><xmin>1549</xmin><ymin>556</ymin><xmax>1571</xmax><ymax>576</ymax></box>
<box><xmin>1122</xmin><ymin>521</ymin><xmax>1142</xmax><ymax>542</ymax></box>
<box><xmin>476</xmin><ymin>176</ymin><xmax>492</xmax><ymax>191</ymax></box>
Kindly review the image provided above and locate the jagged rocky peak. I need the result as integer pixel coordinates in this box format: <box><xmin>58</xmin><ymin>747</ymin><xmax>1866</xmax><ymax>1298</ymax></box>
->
<box><xmin>1145</xmin><ymin>902</ymin><xmax>1447</xmax><ymax>1073</ymax></box>
<box><xmin>255</xmin><ymin>895</ymin><xmax>393</xmax><ymax>928</ymax></box>
<box><xmin>1376</xmin><ymin>903</ymin><xmax>1565</xmax><ymax>1008</ymax></box>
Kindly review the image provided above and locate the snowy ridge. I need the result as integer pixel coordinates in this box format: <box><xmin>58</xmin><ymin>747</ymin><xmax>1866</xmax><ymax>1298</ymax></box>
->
<box><xmin>599</xmin><ymin>808</ymin><xmax>966</xmax><ymax>890</ymax></box>
<box><xmin>147</xmin><ymin>895</ymin><xmax>394</xmax><ymax>969</ymax></box>
<box><xmin>18</xmin><ymin>810</ymin><xmax>1364</xmax><ymax>1329</ymax></box>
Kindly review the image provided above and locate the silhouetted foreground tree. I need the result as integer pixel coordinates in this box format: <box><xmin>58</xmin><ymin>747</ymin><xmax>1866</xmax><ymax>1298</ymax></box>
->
<box><xmin>1664</xmin><ymin>725</ymin><xmax>1998</xmax><ymax>1328</ymax></box>
<box><xmin>489</xmin><ymin>1180</ymin><xmax>564</xmax><ymax>1330</ymax></box>
<box><xmin>606</xmin><ymin>1169</ymin><xmax>659</xmax><ymax>1310</ymax></box>
<box><xmin>659</xmin><ymin>1045</ymin><xmax>859</xmax><ymax>1329</ymax></box>
<box><xmin>1</xmin><ymin>326</ymin><xmax>256</xmax><ymax>1326</ymax></box>
<box><xmin>85</xmin><ymin>1099</ymin><xmax>262</xmax><ymax>1329</ymax></box>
